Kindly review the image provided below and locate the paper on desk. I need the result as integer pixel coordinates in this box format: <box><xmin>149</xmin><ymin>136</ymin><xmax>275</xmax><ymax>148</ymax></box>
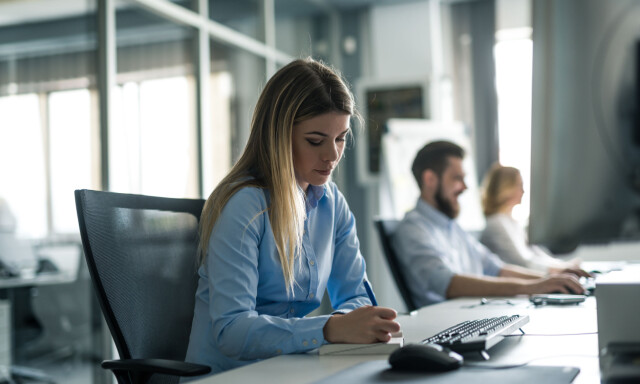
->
<box><xmin>318</xmin><ymin>331</ymin><xmax>403</xmax><ymax>355</ymax></box>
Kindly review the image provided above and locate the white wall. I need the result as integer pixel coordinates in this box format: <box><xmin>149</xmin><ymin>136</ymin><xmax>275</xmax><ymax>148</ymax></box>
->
<box><xmin>369</xmin><ymin>1</ymin><xmax>432</xmax><ymax>79</ymax></box>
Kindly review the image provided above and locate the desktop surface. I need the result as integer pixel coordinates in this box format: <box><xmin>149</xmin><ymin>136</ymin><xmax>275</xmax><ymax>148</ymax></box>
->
<box><xmin>192</xmin><ymin>296</ymin><xmax>600</xmax><ymax>384</ymax></box>
<box><xmin>0</xmin><ymin>269</ymin><xmax>75</xmax><ymax>289</ymax></box>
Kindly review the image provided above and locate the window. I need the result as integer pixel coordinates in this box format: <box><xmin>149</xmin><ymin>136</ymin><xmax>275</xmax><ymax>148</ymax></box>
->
<box><xmin>0</xmin><ymin>94</ymin><xmax>47</xmax><ymax>238</ymax></box>
<box><xmin>49</xmin><ymin>89</ymin><xmax>93</xmax><ymax>233</ymax></box>
<box><xmin>110</xmin><ymin>77</ymin><xmax>197</xmax><ymax>198</ymax></box>
<box><xmin>494</xmin><ymin>36</ymin><xmax>533</xmax><ymax>226</ymax></box>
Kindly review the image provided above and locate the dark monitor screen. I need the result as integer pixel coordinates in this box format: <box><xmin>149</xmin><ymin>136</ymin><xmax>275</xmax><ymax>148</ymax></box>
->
<box><xmin>529</xmin><ymin>0</ymin><xmax>640</xmax><ymax>253</ymax></box>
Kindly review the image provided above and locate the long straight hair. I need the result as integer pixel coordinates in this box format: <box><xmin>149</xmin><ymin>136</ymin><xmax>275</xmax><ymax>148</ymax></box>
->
<box><xmin>481</xmin><ymin>163</ymin><xmax>522</xmax><ymax>216</ymax></box>
<box><xmin>199</xmin><ymin>58</ymin><xmax>357</xmax><ymax>293</ymax></box>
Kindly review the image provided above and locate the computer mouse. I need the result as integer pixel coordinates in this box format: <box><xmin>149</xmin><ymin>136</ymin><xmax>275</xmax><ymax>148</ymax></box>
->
<box><xmin>388</xmin><ymin>343</ymin><xmax>463</xmax><ymax>372</ymax></box>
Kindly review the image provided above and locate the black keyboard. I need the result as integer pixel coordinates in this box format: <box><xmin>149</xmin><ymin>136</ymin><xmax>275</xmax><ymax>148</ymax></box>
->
<box><xmin>421</xmin><ymin>314</ymin><xmax>529</xmax><ymax>353</ymax></box>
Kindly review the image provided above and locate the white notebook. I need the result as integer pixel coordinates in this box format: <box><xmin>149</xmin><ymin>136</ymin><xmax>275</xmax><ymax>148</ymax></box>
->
<box><xmin>318</xmin><ymin>332</ymin><xmax>404</xmax><ymax>355</ymax></box>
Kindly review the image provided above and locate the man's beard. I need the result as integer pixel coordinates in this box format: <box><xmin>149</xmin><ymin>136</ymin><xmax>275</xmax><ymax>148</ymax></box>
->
<box><xmin>435</xmin><ymin>184</ymin><xmax>459</xmax><ymax>219</ymax></box>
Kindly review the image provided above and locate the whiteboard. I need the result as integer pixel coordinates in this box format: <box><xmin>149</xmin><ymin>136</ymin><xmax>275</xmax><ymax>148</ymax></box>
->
<box><xmin>379</xmin><ymin>119</ymin><xmax>485</xmax><ymax>233</ymax></box>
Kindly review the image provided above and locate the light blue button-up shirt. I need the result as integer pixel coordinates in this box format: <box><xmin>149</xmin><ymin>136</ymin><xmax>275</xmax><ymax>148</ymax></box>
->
<box><xmin>391</xmin><ymin>198</ymin><xmax>504</xmax><ymax>308</ymax></box>
<box><xmin>184</xmin><ymin>182</ymin><xmax>371</xmax><ymax>375</ymax></box>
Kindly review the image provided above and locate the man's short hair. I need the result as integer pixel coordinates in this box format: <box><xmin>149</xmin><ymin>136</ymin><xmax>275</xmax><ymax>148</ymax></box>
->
<box><xmin>411</xmin><ymin>141</ymin><xmax>465</xmax><ymax>188</ymax></box>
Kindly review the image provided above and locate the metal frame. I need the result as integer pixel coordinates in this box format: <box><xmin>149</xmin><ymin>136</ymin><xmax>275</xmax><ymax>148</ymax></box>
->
<box><xmin>97</xmin><ymin>0</ymin><xmax>293</xmax><ymax>192</ymax></box>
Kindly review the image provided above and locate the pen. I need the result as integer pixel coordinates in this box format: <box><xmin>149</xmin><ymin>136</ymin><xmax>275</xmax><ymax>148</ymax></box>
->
<box><xmin>363</xmin><ymin>279</ymin><xmax>378</xmax><ymax>306</ymax></box>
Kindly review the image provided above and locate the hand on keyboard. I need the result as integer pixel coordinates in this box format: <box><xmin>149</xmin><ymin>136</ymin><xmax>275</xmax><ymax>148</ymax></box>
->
<box><xmin>549</xmin><ymin>266</ymin><xmax>592</xmax><ymax>278</ymax></box>
<box><xmin>525</xmin><ymin>274</ymin><xmax>586</xmax><ymax>295</ymax></box>
<box><xmin>579</xmin><ymin>276</ymin><xmax>596</xmax><ymax>295</ymax></box>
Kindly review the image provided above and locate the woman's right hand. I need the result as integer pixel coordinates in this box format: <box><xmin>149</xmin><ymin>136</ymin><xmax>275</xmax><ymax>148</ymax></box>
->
<box><xmin>323</xmin><ymin>306</ymin><xmax>401</xmax><ymax>344</ymax></box>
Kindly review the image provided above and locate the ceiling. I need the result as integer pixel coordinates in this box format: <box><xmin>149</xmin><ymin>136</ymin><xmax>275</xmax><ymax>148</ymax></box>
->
<box><xmin>0</xmin><ymin>0</ymin><xmax>95</xmax><ymax>26</ymax></box>
<box><xmin>0</xmin><ymin>0</ymin><xmax>424</xmax><ymax>27</ymax></box>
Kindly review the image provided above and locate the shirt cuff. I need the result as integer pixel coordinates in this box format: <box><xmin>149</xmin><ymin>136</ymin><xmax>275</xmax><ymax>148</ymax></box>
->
<box><xmin>331</xmin><ymin>310</ymin><xmax>349</xmax><ymax>315</ymax></box>
<box><xmin>432</xmin><ymin>267</ymin><xmax>456</xmax><ymax>298</ymax></box>
<box><xmin>294</xmin><ymin>315</ymin><xmax>332</xmax><ymax>349</ymax></box>
<box><xmin>485</xmin><ymin>259</ymin><xmax>505</xmax><ymax>277</ymax></box>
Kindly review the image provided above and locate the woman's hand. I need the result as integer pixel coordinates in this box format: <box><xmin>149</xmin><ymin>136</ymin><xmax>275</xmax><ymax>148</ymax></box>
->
<box><xmin>323</xmin><ymin>306</ymin><xmax>401</xmax><ymax>344</ymax></box>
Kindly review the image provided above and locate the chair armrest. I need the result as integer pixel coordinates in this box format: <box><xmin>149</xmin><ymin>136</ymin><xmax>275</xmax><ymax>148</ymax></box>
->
<box><xmin>102</xmin><ymin>358</ymin><xmax>211</xmax><ymax>377</ymax></box>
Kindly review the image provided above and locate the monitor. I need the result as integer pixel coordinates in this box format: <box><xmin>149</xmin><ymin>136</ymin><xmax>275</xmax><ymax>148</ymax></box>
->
<box><xmin>355</xmin><ymin>77</ymin><xmax>430</xmax><ymax>184</ymax></box>
<box><xmin>529</xmin><ymin>0</ymin><xmax>640</xmax><ymax>253</ymax></box>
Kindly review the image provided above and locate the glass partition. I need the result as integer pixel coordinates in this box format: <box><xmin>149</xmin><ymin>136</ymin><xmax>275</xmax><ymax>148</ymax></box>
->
<box><xmin>110</xmin><ymin>5</ymin><xmax>199</xmax><ymax>199</ymax></box>
<box><xmin>275</xmin><ymin>0</ymin><xmax>330</xmax><ymax>59</ymax></box>
<box><xmin>0</xmin><ymin>94</ymin><xmax>47</xmax><ymax>238</ymax></box>
<box><xmin>210</xmin><ymin>0</ymin><xmax>264</xmax><ymax>42</ymax></box>
<box><xmin>0</xmin><ymin>2</ymin><xmax>97</xmax><ymax>383</ymax></box>
<box><xmin>202</xmin><ymin>40</ymin><xmax>265</xmax><ymax>195</ymax></box>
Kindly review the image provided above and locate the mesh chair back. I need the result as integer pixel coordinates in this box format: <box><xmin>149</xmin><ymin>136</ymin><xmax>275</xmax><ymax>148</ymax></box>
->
<box><xmin>374</xmin><ymin>219</ymin><xmax>418</xmax><ymax>312</ymax></box>
<box><xmin>75</xmin><ymin>190</ymin><xmax>205</xmax><ymax>384</ymax></box>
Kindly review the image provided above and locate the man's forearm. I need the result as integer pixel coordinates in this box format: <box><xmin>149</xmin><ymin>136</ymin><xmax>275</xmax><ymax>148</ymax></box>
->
<box><xmin>446</xmin><ymin>274</ymin><xmax>529</xmax><ymax>298</ymax></box>
<box><xmin>499</xmin><ymin>264</ymin><xmax>545</xmax><ymax>279</ymax></box>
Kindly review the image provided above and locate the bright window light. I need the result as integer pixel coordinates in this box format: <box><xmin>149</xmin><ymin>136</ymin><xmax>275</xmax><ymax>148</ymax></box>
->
<box><xmin>0</xmin><ymin>94</ymin><xmax>47</xmax><ymax>238</ymax></box>
<box><xmin>202</xmin><ymin>71</ymin><xmax>232</xmax><ymax>196</ymax></box>
<box><xmin>49</xmin><ymin>89</ymin><xmax>93</xmax><ymax>233</ymax></box>
<box><xmin>111</xmin><ymin>77</ymin><xmax>195</xmax><ymax>198</ymax></box>
<box><xmin>494</xmin><ymin>38</ymin><xmax>533</xmax><ymax>226</ymax></box>
<box><xmin>111</xmin><ymin>82</ymin><xmax>142</xmax><ymax>194</ymax></box>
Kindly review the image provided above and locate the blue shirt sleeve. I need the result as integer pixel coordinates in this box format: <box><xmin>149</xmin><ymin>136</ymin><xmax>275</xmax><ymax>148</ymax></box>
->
<box><xmin>471</xmin><ymin>236</ymin><xmax>504</xmax><ymax>277</ymax></box>
<box><xmin>392</xmin><ymin>215</ymin><xmax>455</xmax><ymax>305</ymax></box>
<box><xmin>326</xmin><ymin>185</ymin><xmax>371</xmax><ymax>312</ymax></box>
<box><xmin>206</xmin><ymin>188</ymin><xmax>329</xmax><ymax>361</ymax></box>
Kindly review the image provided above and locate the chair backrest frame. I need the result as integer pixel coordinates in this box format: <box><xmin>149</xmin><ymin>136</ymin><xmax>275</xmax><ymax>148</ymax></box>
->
<box><xmin>373</xmin><ymin>218</ymin><xmax>418</xmax><ymax>312</ymax></box>
<box><xmin>75</xmin><ymin>189</ymin><xmax>205</xmax><ymax>364</ymax></box>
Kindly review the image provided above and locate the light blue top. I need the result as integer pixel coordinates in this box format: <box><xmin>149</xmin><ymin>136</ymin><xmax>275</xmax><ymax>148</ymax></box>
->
<box><xmin>184</xmin><ymin>182</ymin><xmax>371</xmax><ymax>375</ymax></box>
<box><xmin>391</xmin><ymin>198</ymin><xmax>504</xmax><ymax>308</ymax></box>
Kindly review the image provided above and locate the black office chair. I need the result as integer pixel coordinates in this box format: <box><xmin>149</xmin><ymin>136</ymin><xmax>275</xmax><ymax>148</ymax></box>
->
<box><xmin>373</xmin><ymin>219</ymin><xmax>418</xmax><ymax>312</ymax></box>
<box><xmin>74</xmin><ymin>189</ymin><xmax>211</xmax><ymax>384</ymax></box>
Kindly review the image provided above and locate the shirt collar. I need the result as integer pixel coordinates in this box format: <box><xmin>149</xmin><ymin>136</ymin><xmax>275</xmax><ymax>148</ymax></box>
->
<box><xmin>416</xmin><ymin>198</ymin><xmax>453</xmax><ymax>228</ymax></box>
<box><xmin>303</xmin><ymin>184</ymin><xmax>327</xmax><ymax>212</ymax></box>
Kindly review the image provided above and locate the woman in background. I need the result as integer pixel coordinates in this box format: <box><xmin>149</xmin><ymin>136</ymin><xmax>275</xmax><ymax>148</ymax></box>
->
<box><xmin>480</xmin><ymin>163</ymin><xmax>590</xmax><ymax>277</ymax></box>
<box><xmin>184</xmin><ymin>58</ymin><xmax>400</xmax><ymax>375</ymax></box>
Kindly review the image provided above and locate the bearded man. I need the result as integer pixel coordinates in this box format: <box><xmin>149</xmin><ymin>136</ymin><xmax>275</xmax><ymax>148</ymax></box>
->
<box><xmin>391</xmin><ymin>141</ymin><xmax>585</xmax><ymax>307</ymax></box>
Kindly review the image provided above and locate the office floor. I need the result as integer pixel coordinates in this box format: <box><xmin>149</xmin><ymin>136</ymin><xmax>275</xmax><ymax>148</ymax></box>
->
<box><xmin>40</xmin><ymin>360</ymin><xmax>92</xmax><ymax>384</ymax></box>
<box><xmin>6</xmin><ymin>247</ymin><xmax>98</xmax><ymax>384</ymax></box>
<box><xmin>10</xmin><ymin>357</ymin><xmax>93</xmax><ymax>384</ymax></box>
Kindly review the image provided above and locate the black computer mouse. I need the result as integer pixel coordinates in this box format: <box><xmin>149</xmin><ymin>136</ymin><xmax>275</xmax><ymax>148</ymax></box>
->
<box><xmin>388</xmin><ymin>343</ymin><xmax>463</xmax><ymax>372</ymax></box>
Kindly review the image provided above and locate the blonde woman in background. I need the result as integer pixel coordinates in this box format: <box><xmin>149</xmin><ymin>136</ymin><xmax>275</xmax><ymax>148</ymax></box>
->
<box><xmin>183</xmin><ymin>58</ymin><xmax>400</xmax><ymax>376</ymax></box>
<box><xmin>480</xmin><ymin>163</ymin><xmax>590</xmax><ymax>277</ymax></box>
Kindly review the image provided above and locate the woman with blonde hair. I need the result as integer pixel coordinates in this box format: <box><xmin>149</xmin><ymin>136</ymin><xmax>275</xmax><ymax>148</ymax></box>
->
<box><xmin>184</xmin><ymin>58</ymin><xmax>400</xmax><ymax>375</ymax></box>
<box><xmin>480</xmin><ymin>163</ymin><xmax>589</xmax><ymax>276</ymax></box>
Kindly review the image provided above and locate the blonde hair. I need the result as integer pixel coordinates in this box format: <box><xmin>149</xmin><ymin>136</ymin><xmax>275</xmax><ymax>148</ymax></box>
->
<box><xmin>481</xmin><ymin>163</ymin><xmax>522</xmax><ymax>216</ymax></box>
<box><xmin>199</xmin><ymin>58</ymin><xmax>357</xmax><ymax>293</ymax></box>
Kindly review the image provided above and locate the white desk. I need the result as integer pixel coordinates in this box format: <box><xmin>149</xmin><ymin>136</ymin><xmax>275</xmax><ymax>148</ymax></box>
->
<box><xmin>193</xmin><ymin>296</ymin><xmax>600</xmax><ymax>383</ymax></box>
<box><xmin>0</xmin><ymin>271</ymin><xmax>76</xmax><ymax>290</ymax></box>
